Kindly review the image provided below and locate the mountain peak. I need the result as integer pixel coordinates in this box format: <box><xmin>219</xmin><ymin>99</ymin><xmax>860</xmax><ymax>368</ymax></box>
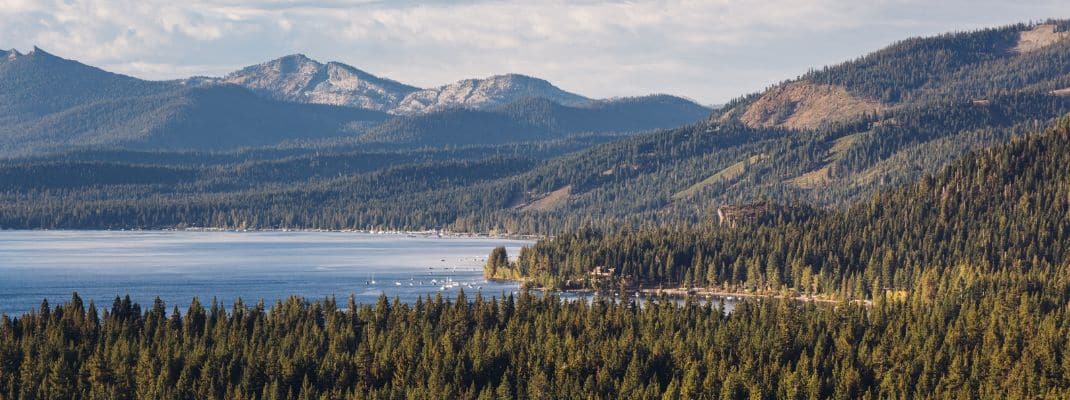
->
<box><xmin>230</xmin><ymin>53</ymin><xmax>323</xmax><ymax>77</ymax></box>
<box><xmin>274</xmin><ymin>53</ymin><xmax>321</xmax><ymax>67</ymax></box>
<box><xmin>26</xmin><ymin>46</ymin><xmax>58</xmax><ymax>59</ymax></box>
<box><xmin>394</xmin><ymin>73</ymin><xmax>590</xmax><ymax>114</ymax></box>
<box><xmin>2</xmin><ymin>46</ymin><xmax>59</xmax><ymax>63</ymax></box>
<box><xmin>2</xmin><ymin>48</ymin><xmax>20</xmax><ymax>62</ymax></box>
<box><xmin>281</xmin><ymin>53</ymin><xmax>313</xmax><ymax>61</ymax></box>
<box><xmin>220</xmin><ymin>55</ymin><xmax>419</xmax><ymax>112</ymax></box>
<box><xmin>472</xmin><ymin>73</ymin><xmax>555</xmax><ymax>87</ymax></box>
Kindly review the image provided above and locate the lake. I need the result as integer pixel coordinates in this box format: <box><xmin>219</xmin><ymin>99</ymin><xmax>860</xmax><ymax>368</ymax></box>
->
<box><xmin>0</xmin><ymin>230</ymin><xmax>532</xmax><ymax>316</ymax></box>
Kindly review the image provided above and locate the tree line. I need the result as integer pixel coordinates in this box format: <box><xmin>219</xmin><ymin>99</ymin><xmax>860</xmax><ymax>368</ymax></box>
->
<box><xmin>3</xmin><ymin>259</ymin><xmax>1069</xmax><ymax>400</ymax></box>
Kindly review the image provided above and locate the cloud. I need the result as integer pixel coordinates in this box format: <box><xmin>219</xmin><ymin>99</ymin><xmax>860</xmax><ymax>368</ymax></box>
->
<box><xmin>102</xmin><ymin>61</ymin><xmax>240</xmax><ymax>80</ymax></box>
<box><xmin>1</xmin><ymin>0</ymin><xmax>1068</xmax><ymax>104</ymax></box>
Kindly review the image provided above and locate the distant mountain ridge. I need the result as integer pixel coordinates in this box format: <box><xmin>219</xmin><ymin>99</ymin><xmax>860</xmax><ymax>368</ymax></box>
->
<box><xmin>202</xmin><ymin>55</ymin><xmax>667</xmax><ymax>115</ymax></box>
<box><xmin>0</xmin><ymin>49</ymin><xmax>389</xmax><ymax>155</ymax></box>
<box><xmin>0</xmin><ymin>48</ymin><xmax>709</xmax><ymax>156</ymax></box>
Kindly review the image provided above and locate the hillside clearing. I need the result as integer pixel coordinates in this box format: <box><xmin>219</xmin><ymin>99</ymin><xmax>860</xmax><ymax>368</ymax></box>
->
<box><xmin>518</xmin><ymin>186</ymin><xmax>571</xmax><ymax>212</ymax></box>
<box><xmin>1012</xmin><ymin>24</ymin><xmax>1070</xmax><ymax>54</ymax></box>
<box><xmin>673</xmin><ymin>154</ymin><xmax>764</xmax><ymax>200</ymax></box>
<box><xmin>738</xmin><ymin>81</ymin><xmax>883</xmax><ymax>130</ymax></box>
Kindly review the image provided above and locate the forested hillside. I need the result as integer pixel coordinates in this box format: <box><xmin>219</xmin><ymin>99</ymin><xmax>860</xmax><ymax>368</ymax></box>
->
<box><xmin>359</xmin><ymin>96</ymin><xmax>711</xmax><ymax>147</ymax></box>
<box><xmin>717</xmin><ymin>20</ymin><xmax>1070</xmax><ymax>129</ymax></box>
<box><xmin>496</xmin><ymin>117</ymin><xmax>1070</xmax><ymax>300</ymax></box>
<box><xmin>4</xmin><ymin>90</ymin><xmax>1061</xmax><ymax>233</ymax></box>
<box><xmin>0</xmin><ymin>48</ymin><xmax>169</xmax><ymax>123</ymax></box>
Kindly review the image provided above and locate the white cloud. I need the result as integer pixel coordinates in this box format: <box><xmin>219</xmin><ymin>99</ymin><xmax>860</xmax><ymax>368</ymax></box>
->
<box><xmin>0</xmin><ymin>0</ymin><xmax>1067</xmax><ymax>104</ymax></box>
<box><xmin>102</xmin><ymin>61</ymin><xmax>240</xmax><ymax>79</ymax></box>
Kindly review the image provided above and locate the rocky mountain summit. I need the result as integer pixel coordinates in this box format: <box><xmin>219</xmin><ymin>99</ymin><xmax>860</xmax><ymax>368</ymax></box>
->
<box><xmin>217</xmin><ymin>54</ymin><xmax>419</xmax><ymax>112</ymax></box>
<box><xmin>394</xmin><ymin>74</ymin><xmax>590</xmax><ymax>114</ymax></box>
<box><xmin>210</xmin><ymin>56</ymin><xmax>595</xmax><ymax>115</ymax></box>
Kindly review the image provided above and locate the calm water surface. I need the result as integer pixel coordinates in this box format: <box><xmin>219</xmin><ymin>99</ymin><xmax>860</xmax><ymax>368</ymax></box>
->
<box><xmin>0</xmin><ymin>230</ymin><xmax>531</xmax><ymax>316</ymax></box>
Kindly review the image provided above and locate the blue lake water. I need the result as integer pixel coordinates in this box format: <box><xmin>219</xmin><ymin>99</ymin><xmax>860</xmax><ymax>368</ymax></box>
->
<box><xmin>0</xmin><ymin>230</ymin><xmax>531</xmax><ymax>316</ymax></box>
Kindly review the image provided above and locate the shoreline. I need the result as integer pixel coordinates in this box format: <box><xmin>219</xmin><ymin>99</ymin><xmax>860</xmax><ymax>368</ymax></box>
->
<box><xmin>509</xmin><ymin>281</ymin><xmax>873</xmax><ymax>306</ymax></box>
<box><xmin>636</xmin><ymin>287</ymin><xmax>873</xmax><ymax>306</ymax></box>
<box><xmin>0</xmin><ymin>227</ymin><xmax>546</xmax><ymax>241</ymax></box>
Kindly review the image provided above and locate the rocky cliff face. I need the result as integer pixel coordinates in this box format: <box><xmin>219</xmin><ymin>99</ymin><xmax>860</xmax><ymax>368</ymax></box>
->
<box><xmin>394</xmin><ymin>74</ymin><xmax>590</xmax><ymax>114</ymax></box>
<box><xmin>218</xmin><ymin>54</ymin><xmax>420</xmax><ymax>112</ymax></box>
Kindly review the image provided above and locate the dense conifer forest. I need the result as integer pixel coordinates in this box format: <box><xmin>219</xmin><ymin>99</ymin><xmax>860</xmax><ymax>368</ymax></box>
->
<box><xmin>499</xmin><ymin>118</ymin><xmax>1070</xmax><ymax>297</ymax></box>
<box><xmin>2</xmin><ymin>265</ymin><xmax>1067</xmax><ymax>399</ymax></box>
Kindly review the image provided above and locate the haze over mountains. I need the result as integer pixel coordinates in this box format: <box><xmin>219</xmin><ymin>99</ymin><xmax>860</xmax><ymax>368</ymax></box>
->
<box><xmin>0</xmin><ymin>49</ymin><xmax>710</xmax><ymax>156</ymax></box>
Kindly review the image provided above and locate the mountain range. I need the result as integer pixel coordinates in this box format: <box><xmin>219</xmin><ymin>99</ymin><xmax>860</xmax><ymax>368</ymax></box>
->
<box><xmin>1</xmin><ymin>20</ymin><xmax>1069</xmax><ymax>234</ymax></box>
<box><xmin>199</xmin><ymin>53</ymin><xmax>597</xmax><ymax>114</ymax></box>
<box><xmin>0</xmin><ymin>49</ymin><xmax>710</xmax><ymax>156</ymax></box>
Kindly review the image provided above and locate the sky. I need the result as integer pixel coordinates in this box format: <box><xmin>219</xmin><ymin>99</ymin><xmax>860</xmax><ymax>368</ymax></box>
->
<box><xmin>0</xmin><ymin>0</ymin><xmax>1067</xmax><ymax>105</ymax></box>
